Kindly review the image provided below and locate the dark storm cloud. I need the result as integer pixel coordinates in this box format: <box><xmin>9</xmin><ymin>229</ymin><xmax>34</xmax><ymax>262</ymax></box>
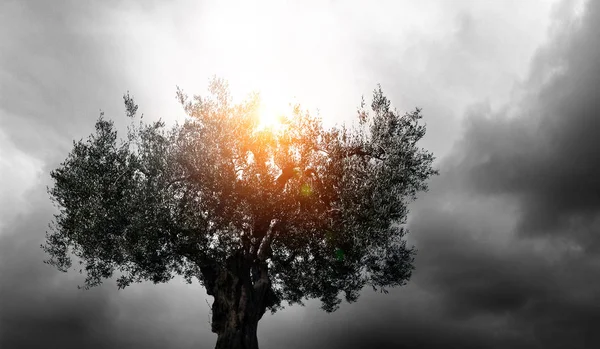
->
<box><xmin>0</xmin><ymin>182</ymin><xmax>214</xmax><ymax>348</ymax></box>
<box><xmin>0</xmin><ymin>1</ymin><xmax>215</xmax><ymax>348</ymax></box>
<box><xmin>455</xmin><ymin>0</ymin><xmax>600</xmax><ymax>240</ymax></box>
<box><xmin>356</xmin><ymin>0</ymin><xmax>555</xmax><ymax>159</ymax></box>
<box><xmin>264</xmin><ymin>1</ymin><xmax>600</xmax><ymax>348</ymax></box>
<box><xmin>4</xmin><ymin>0</ymin><xmax>600</xmax><ymax>348</ymax></box>
<box><xmin>401</xmin><ymin>1</ymin><xmax>600</xmax><ymax>347</ymax></box>
<box><xmin>411</xmin><ymin>200</ymin><xmax>597</xmax><ymax>339</ymax></box>
<box><xmin>411</xmin><ymin>1</ymin><xmax>600</xmax><ymax>347</ymax></box>
<box><xmin>0</xmin><ymin>187</ymin><xmax>116</xmax><ymax>348</ymax></box>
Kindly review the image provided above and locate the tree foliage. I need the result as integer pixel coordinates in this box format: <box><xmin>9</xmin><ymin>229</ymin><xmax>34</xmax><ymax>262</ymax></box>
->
<box><xmin>43</xmin><ymin>78</ymin><xmax>438</xmax><ymax>315</ymax></box>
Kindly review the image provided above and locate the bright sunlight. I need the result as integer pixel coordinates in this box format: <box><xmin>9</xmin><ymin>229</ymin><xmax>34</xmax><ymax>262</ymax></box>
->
<box><xmin>256</xmin><ymin>90</ymin><xmax>296</xmax><ymax>132</ymax></box>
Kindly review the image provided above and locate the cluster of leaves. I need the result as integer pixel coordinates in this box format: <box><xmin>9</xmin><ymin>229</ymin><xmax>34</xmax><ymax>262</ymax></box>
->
<box><xmin>43</xmin><ymin>78</ymin><xmax>438</xmax><ymax>313</ymax></box>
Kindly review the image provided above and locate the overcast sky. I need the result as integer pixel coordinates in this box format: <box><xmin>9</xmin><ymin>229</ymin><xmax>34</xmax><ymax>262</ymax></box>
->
<box><xmin>1</xmin><ymin>0</ymin><xmax>598</xmax><ymax>348</ymax></box>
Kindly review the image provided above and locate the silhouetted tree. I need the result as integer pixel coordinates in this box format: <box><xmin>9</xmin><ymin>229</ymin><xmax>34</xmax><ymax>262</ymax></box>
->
<box><xmin>43</xmin><ymin>78</ymin><xmax>438</xmax><ymax>349</ymax></box>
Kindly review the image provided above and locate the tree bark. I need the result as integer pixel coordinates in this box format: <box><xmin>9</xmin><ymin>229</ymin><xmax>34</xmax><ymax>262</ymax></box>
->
<box><xmin>204</xmin><ymin>251</ymin><xmax>276</xmax><ymax>349</ymax></box>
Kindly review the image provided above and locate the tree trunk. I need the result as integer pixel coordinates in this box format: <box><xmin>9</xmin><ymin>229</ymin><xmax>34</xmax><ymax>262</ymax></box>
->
<box><xmin>215</xmin><ymin>320</ymin><xmax>259</xmax><ymax>349</ymax></box>
<box><xmin>204</xmin><ymin>251</ymin><xmax>275</xmax><ymax>349</ymax></box>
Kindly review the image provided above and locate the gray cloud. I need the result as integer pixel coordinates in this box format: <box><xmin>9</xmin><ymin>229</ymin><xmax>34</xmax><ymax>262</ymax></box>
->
<box><xmin>0</xmin><ymin>181</ymin><xmax>215</xmax><ymax>348</ymax></box>
<box><xmin>397</xmin><ymin>1</ymin><xmax>600</xmax><ymax>347</ymax></box>
<box><xmin>456</xmin><ymin>0</ymin><xmax>600</xmax><ymax>241</ymax></box>
<box><xmin>357</xmin><ymin>0</ymin><xmax>557</xmax><ymax>159</ymax></box>
<box><xmin>262</xmin><ymin>1</ymin><xmax>600</xmax><ymax>348</ymax></box>
<box><xmin>1</xmin><ymin>1</ymin><xmax>123</xmax><ymax>157</ymax></box>
<box><xmin>3</xmin><ymin>0</ymin><xmax>599</xmax><ymax>348</ymax></box>
<box><xmin>0</xmin><ymin>3</ymin><xmax>214</xmax><ymax>347</ymax></box>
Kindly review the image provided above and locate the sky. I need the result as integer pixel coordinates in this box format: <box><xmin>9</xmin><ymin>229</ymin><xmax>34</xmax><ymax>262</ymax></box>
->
<box><xmin>0</xmin><ymin>0</ymin><xmax>598</xmax><ymax>348</ymax></box>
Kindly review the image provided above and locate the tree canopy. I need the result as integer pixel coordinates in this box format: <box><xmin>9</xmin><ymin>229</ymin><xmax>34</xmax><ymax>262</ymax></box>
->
<box><xmin>43</xmin><ymin>78</ymin><xmax>437</xmax><ymax>347</ymax></box>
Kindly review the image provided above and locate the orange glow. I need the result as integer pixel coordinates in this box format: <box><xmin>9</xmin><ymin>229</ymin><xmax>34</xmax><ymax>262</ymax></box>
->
<box><xmin>256</xmin><ymin>91</ymin><xmax>294</xmax><ymax>132</ymax></box>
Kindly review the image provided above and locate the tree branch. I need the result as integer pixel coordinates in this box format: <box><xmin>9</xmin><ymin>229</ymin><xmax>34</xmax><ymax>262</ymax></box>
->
<box><xmin>257</xmin><ymin>219</ymin><xmax>278</xmax><ymax>262</ymax></box>
<box><xmin>252</xmin><ymin>261</ymin><xmax>271</xmax><ymax>310</ymax></box>
<box><xmin>111</xmin><ymin>169</ymin><xmax>129</xmax><ymax>188</ymax></box>
<box><xmin>314</xmin><ymin>146</ymin><xmax>384</xmax><ymax>161</ymax></box>
<box><xmin>199</xmin><ymin>262</ymin><xmax>219</xmax><ymax>296</ymax></box>
<box><xmin>166</xmin><ymin>175</ymin><xmax>193</xmax><ymax>189</ymax></box>
<box><xmin>346</xmin><ymin>146</ymin><xmax>385</xmax><ymax>161</ymax></box>
<box><xmin>275</xmin><ymin>166</ymin><xmax>297</xmax><ymax>189</ymax></box>
<box><xmin>314</xmin><ymin>147</ymin><xmax>330</xmax><ymax>156</ymax></box>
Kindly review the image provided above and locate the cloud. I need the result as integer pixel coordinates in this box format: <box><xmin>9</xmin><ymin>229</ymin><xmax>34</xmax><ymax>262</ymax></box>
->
<box><xmin>262</xmin><ymin>1</ymin><xmax>600</xmax><ymax>348</ymax></box>
<box><xmin>0</xmin><ymin>180</ymin><xmax>215</xmax><ymax>348</ymax></box>
<box><xmin>0</xmin><ymin>2</ymin><xmax>215</xmax><ymax>341</ymax></box>
<box><xmin>0</xmin><ymin>130</ymin><xmax>43</xmax><ymax>229</ymax></box>
<box><xmin>355</xmin><ymin>0</ymin><xmax>558</xmax><ymax>159</ymax></box>
<box><xmin>455</xmin><ymin>0</ymin><xmax>599</xmax><ymax>242</ymax></box>
<box><xmin>2</xmin><ymin>0</ymin><xmax>598</xmax><ymax>348</ymax></box>
<box><xmin>389</xmin><ymin>1</ymin><xmax>600</xmax><ymax>348</ymax></box>
<box><xmin>0</xmin><ymin>1</ymin><xmax>119</xmax><ymax>155</ymax></box>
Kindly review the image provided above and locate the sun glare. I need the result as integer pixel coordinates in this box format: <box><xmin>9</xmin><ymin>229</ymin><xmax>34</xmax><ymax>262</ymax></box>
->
<box><xmin>256</xmin><ymin>92</ymin><xmax>294</xmax><ymax>132</ymax></box>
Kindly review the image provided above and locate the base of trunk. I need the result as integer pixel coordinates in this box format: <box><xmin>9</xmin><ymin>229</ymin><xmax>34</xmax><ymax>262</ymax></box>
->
<box><xmin>209</xmin><ymin>252</ymin><xmax>267</xmax><ymax>349</ymax></box>
<box><xmin>216</xmin><ymin>323</ymin><xmax>259</xmax><ymax>349</ymax></box>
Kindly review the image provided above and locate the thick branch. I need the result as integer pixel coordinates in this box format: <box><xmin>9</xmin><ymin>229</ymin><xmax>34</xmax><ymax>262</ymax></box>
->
<box><xmin>275</xmin><ymin>166</ymin><xmax>297</xmax><ymax>189</ymax></box>
<box><xmin>253</xmin><ymin>262</ymin><xmax>269</xmax><ymax>293</ymax></box>
<box><xmin>275</xmin><ymin>165</ymin><xmax>321</xmax><ymax>189</ymax></box>
<box><xmin>314</xmin><ymin>146</ymin><xmax>385</xmax><ymax>161</ymax></box>
<box><xmin>257</xmin><ymin>219</ymin><xmax>278</xmax><ymax>262</ymax></box>
<box><xmin>199</xmin><ymin>262</ymin><xmax>219</xmax><ymax>296</ymax></box>
<box><xmin>346</xmin><ymin>146</ymin><xmax>385</xmax><ymax>160</ymax></box>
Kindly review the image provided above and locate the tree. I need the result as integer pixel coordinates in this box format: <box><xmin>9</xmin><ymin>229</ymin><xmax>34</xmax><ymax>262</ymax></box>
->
<box><xmin>43</xmin><ymin>78</ymin><xmax>438</xmax><ymax>349</ymax></box>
